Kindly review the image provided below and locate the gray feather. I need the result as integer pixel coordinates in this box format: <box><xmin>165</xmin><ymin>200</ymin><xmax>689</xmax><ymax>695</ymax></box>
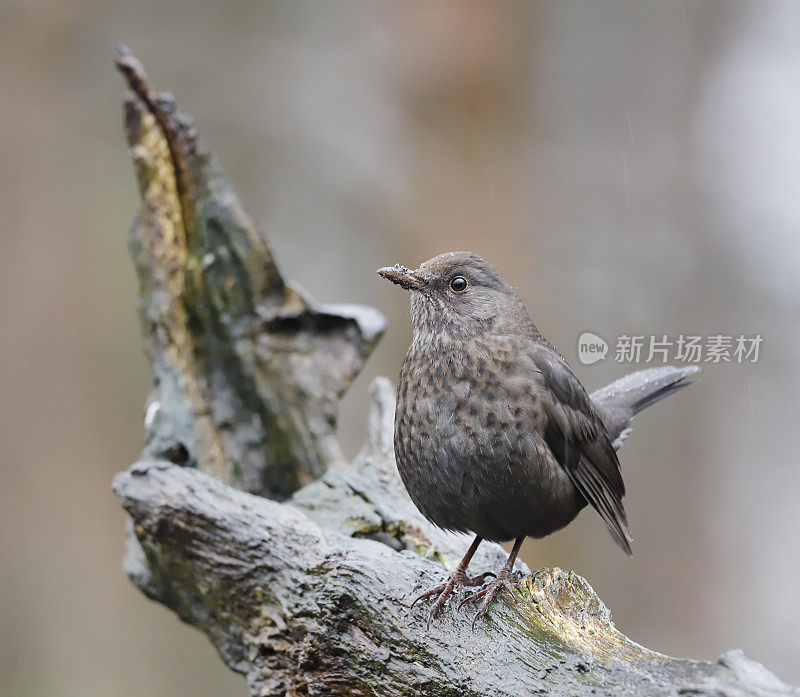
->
<box><xmin>590</xmin><ymin>366</ymin><xmax>700</xmax><ymax>449</ymax></box>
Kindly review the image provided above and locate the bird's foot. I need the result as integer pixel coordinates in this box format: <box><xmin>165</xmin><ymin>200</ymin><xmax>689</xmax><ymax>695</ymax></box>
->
<box><xmin>457</xmin><ymin>566</ymin><xmax>520</xmax><ymax>629</ymax></box>
<box><xmin>411</xmin><ymin>568</ymin><xmax>494</xmax><ymax>629</ymax></box>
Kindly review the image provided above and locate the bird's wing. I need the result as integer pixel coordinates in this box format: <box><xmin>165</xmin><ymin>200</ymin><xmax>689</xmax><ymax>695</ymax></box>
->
<box><xmin>530</xmin><ymin>344</ymin><xmax>633</xmax><ymax>555</ymax></box>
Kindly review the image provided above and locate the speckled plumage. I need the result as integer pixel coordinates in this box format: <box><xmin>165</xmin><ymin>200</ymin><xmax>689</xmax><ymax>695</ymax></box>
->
<box><xmin>395</xmin><ymin>330</ymin><xmax>582</xmax><ymax>542</ymax></box>
<box><xmin>389</xmin><ymin>251</ymin><xmax>628</xmax><ymax>548</ymax></box>
<box><xmin>378</xmin><ymin>251</ymin><xmax>695</xmax><ymax>624</ymax></box>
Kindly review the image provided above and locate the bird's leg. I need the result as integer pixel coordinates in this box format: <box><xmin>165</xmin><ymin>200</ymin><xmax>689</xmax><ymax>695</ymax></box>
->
<box><xmin>410</xmin><ymin>535</ymin><xmax>491</xmax><ymax>628</ymax></box>
<box><xmin>458</xmin><ymin>536</ymin><xmax>524</xmax><ymax>629</ymax></box>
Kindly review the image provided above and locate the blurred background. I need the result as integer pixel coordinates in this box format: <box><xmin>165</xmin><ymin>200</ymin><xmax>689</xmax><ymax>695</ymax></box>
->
<box><xmin>2</xmin><ymin>1</ymin><xmax>800</xmax><ymax>694</ymax></box>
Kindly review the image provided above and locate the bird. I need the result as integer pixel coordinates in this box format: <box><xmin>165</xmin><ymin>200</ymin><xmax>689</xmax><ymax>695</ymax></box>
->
<box><xmin>378</xmin><ymin>251</ymin><xmax>698</xmax><ymax>627</ymax></box>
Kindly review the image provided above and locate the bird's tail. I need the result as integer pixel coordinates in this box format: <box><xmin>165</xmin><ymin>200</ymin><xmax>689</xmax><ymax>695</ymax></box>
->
<box><xmin>591</xmin><ymin>366</ymin><xmax>699</xmax><ymax>449</ymax></box>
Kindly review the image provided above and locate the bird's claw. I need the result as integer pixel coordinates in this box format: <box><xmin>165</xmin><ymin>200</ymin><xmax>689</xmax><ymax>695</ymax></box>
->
<box><xmin>457</xmin><ymin>570</ymin><xmax>518</xmax><ymax>630</ymax></box>
<box><xmin>410</xmin><ymin>569</ymin><xmax>492</xmax><ymax>628</ymax></box>
<box><xmin>410</xmin><ymin>583</ymin><xmax>447</xmax><ymax>610</ymax></box>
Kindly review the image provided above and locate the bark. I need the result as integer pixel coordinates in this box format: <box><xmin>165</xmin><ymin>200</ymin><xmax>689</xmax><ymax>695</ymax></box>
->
<box><xmin>113</xmin><ymin>48</ymin><xmax>798</xmax><ymax>697</ymax></box>
<box><xmin>116</xmin><ymin>46</ymin><xmax>384</xmax><ymax>500</ymax></box>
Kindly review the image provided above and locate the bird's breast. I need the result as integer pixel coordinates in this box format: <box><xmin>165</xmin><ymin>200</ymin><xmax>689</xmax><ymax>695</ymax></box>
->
<box><xmin>394</xmin><ymin>337</ymin><xmax>579</xmax><ymax>540</ymax></box>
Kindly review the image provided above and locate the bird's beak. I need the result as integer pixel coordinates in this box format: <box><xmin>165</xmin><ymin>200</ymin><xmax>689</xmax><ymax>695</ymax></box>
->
<box><xmin>377</xmin><ymin>264</ymin><xmax>426</xmax><ymax>291</ymax></box>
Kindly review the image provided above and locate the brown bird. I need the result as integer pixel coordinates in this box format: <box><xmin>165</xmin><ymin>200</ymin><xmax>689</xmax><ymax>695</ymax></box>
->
<box><xmin>378</xmin><ymin>251</ymin><xmax>697</xmax><ymax>627</ymax></box>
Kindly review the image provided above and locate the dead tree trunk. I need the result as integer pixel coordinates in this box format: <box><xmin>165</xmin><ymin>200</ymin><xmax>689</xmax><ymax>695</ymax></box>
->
<box><xmin>112</xmin><ymin>48</ymin><xmax>797</xmax><ymax>697</ymax></box>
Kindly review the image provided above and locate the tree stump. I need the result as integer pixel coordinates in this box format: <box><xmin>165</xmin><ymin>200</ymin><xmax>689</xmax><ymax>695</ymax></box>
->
<box><xmin>113</xmin><ymin>48</ymin><xmax>797</xmax><ymax>697</ymax></box>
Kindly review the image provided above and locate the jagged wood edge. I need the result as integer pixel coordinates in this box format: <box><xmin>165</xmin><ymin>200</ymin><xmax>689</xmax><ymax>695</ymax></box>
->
<box><xmin>116</xmin><ymin>46</ymin><xmax>385</xmax><ymax>499</ymax></box>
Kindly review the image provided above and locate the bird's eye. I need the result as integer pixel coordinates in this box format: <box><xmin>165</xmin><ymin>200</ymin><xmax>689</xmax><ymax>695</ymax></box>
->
<box><xmin>449</xmin><ymin>275</ymin><xmax>468</xmax><ymax>293</ymax></box>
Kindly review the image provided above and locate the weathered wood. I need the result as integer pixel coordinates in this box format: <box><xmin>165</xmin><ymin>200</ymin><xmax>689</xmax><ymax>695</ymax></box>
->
<box><xmin>113</xmin><ymin>49</ymin><xmax>798</xmax><ymax>697</ymax></box>
<box><xmin>117</xmin><ymin>46</ymin><xmax>385</xmax><ymax>500</ymax></box>
<box><xmin>114</xmin><ymin>382</ymin><xmax>796</xmax><ymax>697</ymax></box>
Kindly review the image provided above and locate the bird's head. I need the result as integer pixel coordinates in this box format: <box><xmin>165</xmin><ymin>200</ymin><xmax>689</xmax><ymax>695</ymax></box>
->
<box><xmin>378</xmin><ymin>251</ymin><xmax>531</xmax><ymax>340</ymax></box>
